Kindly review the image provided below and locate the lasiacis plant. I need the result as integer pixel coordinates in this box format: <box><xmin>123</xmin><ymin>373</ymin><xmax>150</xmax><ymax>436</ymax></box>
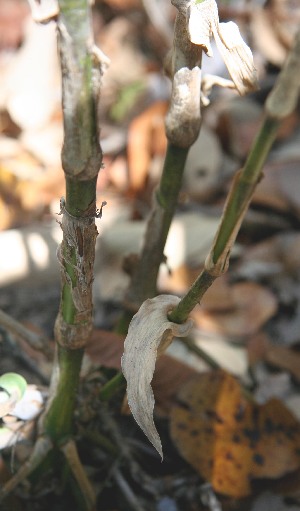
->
<box><xmin>122</xmin><ymin>0</ymin><xmax>300</xmax><ymax>465</ymax></box>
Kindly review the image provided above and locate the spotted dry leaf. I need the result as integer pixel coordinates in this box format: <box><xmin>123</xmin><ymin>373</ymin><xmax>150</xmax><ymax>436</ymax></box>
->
<box><xmin>170</xmin><ymin>370</ymin><xmax>300</xmax><ymax>497</ymax></box>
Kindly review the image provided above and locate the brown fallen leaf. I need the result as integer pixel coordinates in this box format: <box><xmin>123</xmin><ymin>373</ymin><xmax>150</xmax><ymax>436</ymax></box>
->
<box><xmin>267</xmin><ymin>0</ymin><xmax>300</xmax><ymax>53</ymax></box>
<box><xmin>183</xmin><ymin>125</ymin><xmax>223</xmax><ymax>202</ymax></box>
<box><xmin>127</xmin><ymin>101</ymin><xmax>168</xmax><ymax>194</ymax></box>
<box><xmin>216</xmin><ymin>97</ymin><xmax>263</xmax><ymax>160</ymax></box>
<box><xmin>246</xmin><ymin>331</ymin><xmax>270</xmax><ymax>367</ymax></box>
<box><xmin>199</xmin><ymin>274</ymin><xmax>235</xmax><ymax>312</ymax></box>
<box><xmin>216</xmin><ymin>98</ymin><xmax>298</xmax><ymax>162</ymax></box>
<box><xmin>238</xmin><ymin>231</ymin><xmax>300</xmax><ymax>280</ymax></box>
<box><xmin>251</xmin><ymin>6</ymin><xmax>287</xmax><ymax>66</ymax></box>
<box><xmin>0</xmin><ymin>146</ymin><xmax>63</xmax><ymax>230</ymax></box>
<box><xmin>265</xmin><ymin>346</ymin><xmax>300</xmax><ymax>384</ymax></box>
<box><xmin>253</xmin><ymin>160</ymin><xmax>300</xmax><ymax>218</ymax></box>
<box><xmin>0</xmin><ymin>164</ymin><xmax>32</xmax><ymax>230</ymax></box>
<box><xmin>0</xmin><ymin>0</ymin><xmax>29</xmax><ymax>51</ymax></box>
<box><xmin>248</xmin><ymin>332</ymin><xmax>300</xmax><ymax>384</ymax></box>
<box><xmin>277</xmin><ymin>162</ymin><xmax>300</xmax><ymax>219</ymax></box>
<box><xmin>97</xmin><ymin>17</ymin><xmax>148</xmax><ymax>114</ymax></box>
<box><xmin>193</xmin><ymin>281</ymin><xmax>277</xmax><ymax>337</ymax></box>
<box><xmin>99</xmin><ymin>0</ymin><xmax>141</xmax><ymax>9</ymax></box>
<box><xmin>170</xmin><ymin>369</ymin><xmax>300</xmax><ymax>497</ymax></box>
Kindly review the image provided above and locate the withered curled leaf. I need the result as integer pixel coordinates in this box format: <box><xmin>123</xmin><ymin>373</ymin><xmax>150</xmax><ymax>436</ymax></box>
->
<box><xmin>188</xmin><ymin>0</ymin><xmax>218</xmax><ymax>56</ymax></box>
<box><xmin>121</xmin><ymin>295</ymin><xmax>193</xmax><ymax>458</ymax></box>
<box><xmin>214</xmin><ymin>22</ymin><xmax>258</xmax><ymax>95</ymax></box>
<box><xmin>188</xmin><ymin>0</ymin><xmax>258</xmax><ymax>95</ymax></box>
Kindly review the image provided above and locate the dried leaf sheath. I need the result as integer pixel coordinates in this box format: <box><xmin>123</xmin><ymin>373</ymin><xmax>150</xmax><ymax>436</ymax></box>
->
<box><xmin>55</xmin><ymin>200</ymin><xmax>98</xmax><ymax>349</ymax></box>
<box><xmin>188</xmin><ymin>0</ymin><xmax>258</xmax><ymax>95</ymax></box>
<box><xmin>57</xmin><ymin>17</ymin><xmax>103</xmax><ymax>180</ymax></box>
<box><xmin>121</xmin><ymin>295</ymin><xmax>193</xmax><ymax>458</ymax></box>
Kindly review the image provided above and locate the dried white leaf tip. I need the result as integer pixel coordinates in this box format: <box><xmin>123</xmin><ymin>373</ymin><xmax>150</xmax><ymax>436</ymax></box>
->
<box><xmin>27</xmin><ymin>0</ymin><xmax>59</xmax><ymax>23</ymax></box>
<box><xmin>188</xmin><ymin>0</ymin><xmax>258</xmax><ymax>95</ymax></box>
<box><xmin>121</xmin><ymin>295</ymin><xmax>193</xmax><ymax>459</ymax></box>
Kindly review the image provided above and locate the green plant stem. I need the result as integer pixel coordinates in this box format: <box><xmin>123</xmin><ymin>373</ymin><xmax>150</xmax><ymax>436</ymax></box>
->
<box><xmin>213</xmin><ymin>115</ymin><xmax>280</xmax><ymax>263</ymax></box>
<box><xmin>157</xmin><ymin>144</ymin><xmax>189</xmax><ymax>209</ymax></box>
<box><xmin>66</xmin><ymin>177</ymin><xmax>97</xmax><ymax>216</ymax></box>
<box><xmin>45</xmin><ymin>178</ymin><xmax>97</xmax><ymax>439</ymax></box>
<box><xmin>116</xmin><ymin>144</ymin><xmax>189</xmax><ymax>335</ymax></box>
<box><xmin>169</xmin><ymin>114</ymin><xmax>280</xmax><ymax>325</ymax></box>
<box><xmin>44</xmin><ymin>0</ymin><xmax>102</xmax><ymax>452</ymax></box>
<box><xmin>44</xmin><ymin>348</ymin><xmax>84</xmax><ymax>440</ymax></box>
<box><xmin>99</xmin><ymin>372</ymin><xmax>126</xmax><ymax>401</ymax></box>
<box><xmin>169</xmin><ymin>269</ymin><xmax>216</xmax><ymax>324</ymax></box>
<box><xmin>125</xmin><ymin>144</ymin><xmax>189</xmax><ymax>310</ymax></box>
